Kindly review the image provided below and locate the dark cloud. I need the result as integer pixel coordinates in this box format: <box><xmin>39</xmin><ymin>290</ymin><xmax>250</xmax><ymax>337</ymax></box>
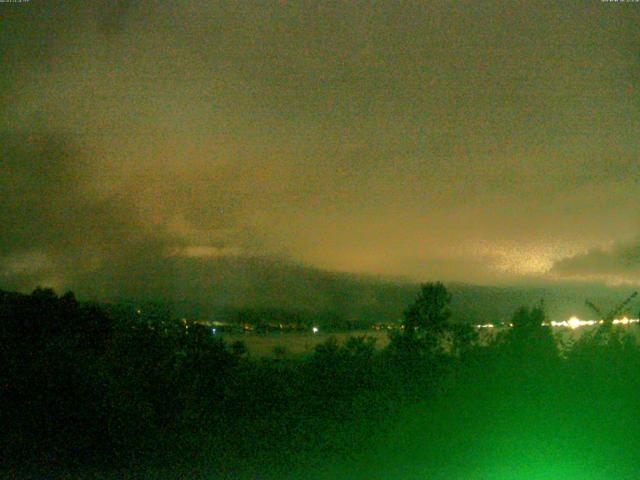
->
<box><xmin>551</xmin><ymin>239</ymin><xmax>640</xmax><ymax>283</ymax></box>
<box><xmin>0</xmin><ymin>128</ymin><xmax>177</xmax><ymax>292</ymax></box>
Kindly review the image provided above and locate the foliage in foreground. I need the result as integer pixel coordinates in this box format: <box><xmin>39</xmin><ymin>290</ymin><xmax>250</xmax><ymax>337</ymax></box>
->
<box><xmin>2</xmin><ymin>285</ymin><xmax>640</xmax><ymax>479</ymax></box>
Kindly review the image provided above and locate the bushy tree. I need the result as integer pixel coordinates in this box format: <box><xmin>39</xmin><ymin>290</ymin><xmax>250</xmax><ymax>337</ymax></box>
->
<box><xmin>503</xmin><ymin>302</ymin><xmax>558</xmax><ymax>363</ymax></box>
<box><xmin>402</xmin><ymin>282</ymin><xmax>452</xmax><ymax>336</ymax></box>
<box><xmin>448</xmin><ymin>322</ymin><xmax>479</xmax><ymax>358</ymax></box>
<box><xmin>391</xmin><ymin>282</ymin><xmax>453</xmax><ymax>357</ymax></box>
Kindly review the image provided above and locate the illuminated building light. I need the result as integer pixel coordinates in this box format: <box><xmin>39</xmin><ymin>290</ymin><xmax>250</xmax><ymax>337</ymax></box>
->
<box><xmin>567</xmin><ymin>316</ymin><xmax>582</xmax><ymax>330</ymax></box>
<box><xmin>611</xmin><ymin>317</ymin><xmax>639</xmax><ymax>325</ymax></box>
<box><xmin>470</xmin><ymin>316</ymin><xmax>639</xmax><ymax>331</ymax></box>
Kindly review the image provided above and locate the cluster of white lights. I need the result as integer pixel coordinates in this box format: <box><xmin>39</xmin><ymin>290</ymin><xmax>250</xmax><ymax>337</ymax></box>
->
<box><xmin>613</xmin><ymin>317</ymin><xmax>639</xmax><ymax>325</ymax></box>
<box><xmin>549</xmin><ymin>317</ymin><xmax>598</xmax><ymax>329</ymax></box>
<box><xmin>475</xmin><ymin>316</ymin><xmax>640</xmax><ymax>330</ymax></box>
<box><xmin>551</xmin><ymin>316</ymin><xmax>640</xmax><ymax>329</ymax></box>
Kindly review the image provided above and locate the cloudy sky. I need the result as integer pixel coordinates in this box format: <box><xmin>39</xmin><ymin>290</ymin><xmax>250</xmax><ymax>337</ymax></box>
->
<box><xmin>1</xmin><ymin>0</ymin><xmax>639</xmax><ymax>295</ymax></box>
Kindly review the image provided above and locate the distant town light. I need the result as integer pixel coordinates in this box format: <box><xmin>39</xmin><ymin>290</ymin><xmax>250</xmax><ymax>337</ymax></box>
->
<box><xmin>567</xmin><ymin>316</ymin><xmax>582</xmax><ymax>330</ymax></box>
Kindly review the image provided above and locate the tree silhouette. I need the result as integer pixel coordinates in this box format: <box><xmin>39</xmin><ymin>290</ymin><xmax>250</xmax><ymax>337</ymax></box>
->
<box><xmin>504</xmin><ymin>302</ymin><xmax>557</xmax><ymax>362</ymax></box>
<box><xmin>402</xmin><ymin>282</ymin><xmax>452</xmax><ymax>341</ymax></box>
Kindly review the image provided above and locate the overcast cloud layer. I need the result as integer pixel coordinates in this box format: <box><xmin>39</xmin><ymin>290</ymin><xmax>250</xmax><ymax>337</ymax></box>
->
<box><xmin>1</xmin><ymin>1</ymin><xmax>639</xmax><ymax>296</ymax></box>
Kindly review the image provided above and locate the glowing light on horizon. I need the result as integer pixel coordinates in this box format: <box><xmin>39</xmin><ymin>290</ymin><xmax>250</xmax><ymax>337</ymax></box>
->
<box><xmin>567</xmin><ymin>316</ymin><xmax>582</xmax><ymax>329</ymax></box>
<box><xmin>475</xmin><ymin>317</ymin><xmax>639</xmax><ymax>330</ymax></box>
<box><xmin>551</xmin><ymin>317</ymin><xmax>597</xmax><ymax>328</ymax></box>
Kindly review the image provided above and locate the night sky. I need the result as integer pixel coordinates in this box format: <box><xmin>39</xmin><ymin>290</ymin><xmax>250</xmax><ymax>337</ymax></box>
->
<box><xmin>1</xmin><ymin>1</ymin><xmax>639</xmax><ymax>295</ymax></box>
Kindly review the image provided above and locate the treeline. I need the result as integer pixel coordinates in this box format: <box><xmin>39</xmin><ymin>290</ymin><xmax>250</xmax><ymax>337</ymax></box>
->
<box><xmin>2</xmin><ymin>284</ymin><xmax>640</xmax><ymax>479</ymax></box>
